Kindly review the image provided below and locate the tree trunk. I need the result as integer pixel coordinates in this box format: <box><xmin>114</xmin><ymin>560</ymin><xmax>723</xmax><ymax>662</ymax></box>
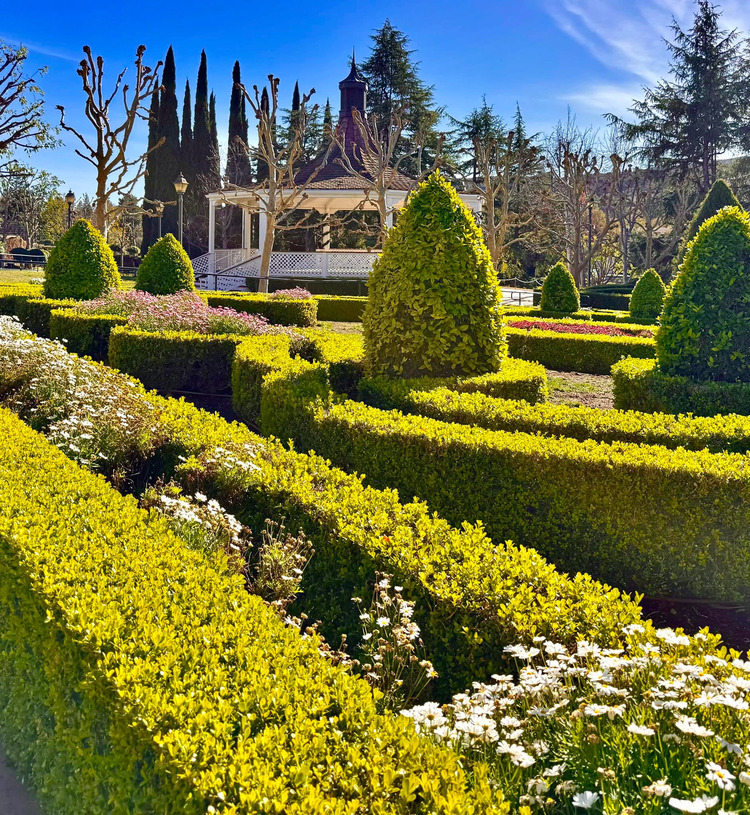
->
<box><xmin>258</xmin><ymin>214</ymin><xmax>275</xmax><ymax>294</ymax></box>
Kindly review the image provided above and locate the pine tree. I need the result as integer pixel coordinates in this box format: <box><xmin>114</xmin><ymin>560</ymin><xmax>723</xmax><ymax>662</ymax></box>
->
<box><xmin>512</xmin><ymin>104</ymin><xmax>527</xmax><ymax>153</ymax></box>
<box><xmin>154</xmin><ymin>46</ymin><xmax>180</xmax><ymax>240</ymax></box>
<box><xmin>141</xmin><ymin>81</ymin><xmax>160</xmax><ymax>254</ymax></box>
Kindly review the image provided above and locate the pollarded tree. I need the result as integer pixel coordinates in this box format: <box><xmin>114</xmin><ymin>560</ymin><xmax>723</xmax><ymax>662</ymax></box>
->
<box><xmin>629</xmin><ymin>268</ymin><xmax>666</xmax><ymax>318</ymax></box>
<box><xmin>674</xmin><ymin>178</ymin><xmax>742</xmax><ymax>270</ymax></box>
<box><xmin>363</xmin><ymin>171</ymin><xmax>505</xmax><ymax>378</ymax></box>
<box><xmin>44</xmin><ymin>219</ymin><xmax>120</xmax><ymax>300</ymax></box>
<box><xmin>657</xmin><ymin>206</ymin><xmax>750</xmax><ymax>382</ymax></box>
<box><xmin>539</xmin><ymin>261</ymin><xmax>579</xmax><ymax>313</ymax></box>
<box><xmin>135</xmin><ymin>233</ymin><xmax>195</xmax><ymax>294</ymax></box>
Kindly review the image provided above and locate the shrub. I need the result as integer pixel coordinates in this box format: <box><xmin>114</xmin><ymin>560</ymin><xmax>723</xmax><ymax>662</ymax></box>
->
<box><xmin>629</xmin><ymin>268</ymin><xmax>666</xmax><ymax>318</ymax></box>
<box><xmin>674</xmin><ymin>178</ymin><xmax>742</xmax><ymax>271</ymax></box>
<box><xmin>363</xmin><ymin>171</ymin><xmax>505</xmax><ymax>377</ymax></box>
<box><xmin>206</xmin><ymin>293</ymin><xmax>317</xmax><ymax>327</ymax></box>
<box><xmin>507</xmin><ymin>317</ymin><xmax>653</xmax><ymax>337</ymax></box>
<box><xmin>539</xmin><ymin>261</ymin><xmax>579</xmax><ymax>313</ymax></box>
<box><xmin>0</xmin><ymin>408</ymin><xmax>506</xmax><ymax>813</ymax></box>
<box><xmin>135</xmin><ymin>233</ymin><xmax>195</xmax><ymax>294</ymax></box>
<box><xmin>43</xmin><ymin>219</ymin><xmax>120</xmax><ymax>300</ymax></box>
<box><xmin>612</xmin><ymin>356</ymin><xmax>750</xmax><ymax>416</ymax></box>
<box><xmin>49</xmin><ymin>309</ymin><xmax>128</xmax><ymax>361</ymax></box>
<box><xmin>0</xmin><ymin>283</ymin><xmax>43</xmax><ymax>316</ymax></box>
<box><xmin>314</xmin><ymin>295</ymin><xmax>367</xmax><ymax>322</ymax></box>
<box><xmin>657</xmin><ymin>206</ymin><xmax>750</xmax><ymax>382</ymax></box>
<box><xmin>582</xmin><ymin>291</ymin><xmax>631</xmax><ymax>310</ymax></box>
<box><xmin>16</xmin><ymin>297</ymin><xmax>77</xmax><ymax>337</ymax></box>
<box><xmin>503</xmin><ymin>305</ymin><xmax>657</xmax><ymax>326</ymax></box>
<box><xmin>506</xmin><ymin>327</ymin><xmax>655</xmax><ymax>374</ymax></box>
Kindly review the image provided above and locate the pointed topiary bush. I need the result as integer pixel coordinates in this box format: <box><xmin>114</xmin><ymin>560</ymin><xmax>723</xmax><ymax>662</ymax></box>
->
<box><xmin>135</xmin><ymin>234</ymin><xmax>195</xmax><ymax>295</ymax></box>
<box><xmin>363</xmin><ymin>171</ymin><xmax>505</xmax><ymax>378</ymax></box>
<box><xmin>629</xmin><ymin>268</ymin><xmax>666</xmax><ymax>319</ymax></box>
<box><xmin>657</xmin><ymin>206</ymin><xmax>750</xmax><ymax>382</ymax></box>
<box><xmin>44</xmin><ymin>220</ymin><xmax>120</xmax><ymax>300</ymax></box>
<box><xmin>539</xmin><ymin>261</ymin><xmax>579</xmax><ymax>313</ymax></box>
<box><xmin>674</xmin><ymin>179</ymin><xmax>743</xmax><ymax>272</ymax></box>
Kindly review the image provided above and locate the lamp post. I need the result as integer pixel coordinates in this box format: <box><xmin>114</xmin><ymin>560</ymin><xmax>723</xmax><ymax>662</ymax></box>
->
<box><xmin>154</xmin><ymin>201</ymin><xmax>165</xmax><ymax>238</ymax></box>
<box><xmin>173</xmin><ymin>173</ymin><xmax>189</xmax><ymax>247</ymax></box>
<box><xmin>65</xmin><ymin>190</ymin><xmax>75</xmax><ymax>229</ymax></box>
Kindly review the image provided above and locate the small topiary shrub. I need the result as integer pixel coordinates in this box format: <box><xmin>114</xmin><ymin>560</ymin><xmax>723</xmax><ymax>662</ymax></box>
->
<box><xmin>135</xmin><ymin>234</ymin><xmax>195</xmax><ymax>295</ymax></box>
<box><xmin>363</xmin><ymin>171</ymin><xmax>505</xmax><ymax>377</ymax></box>
<box><xmin>657</xmin><ymin>206</ymin><xmax>750</xmax><ymax>382</ymax></box>
<box><xmin>539</xmin><ymin>261</ymin><xmax>579</xmax><ymax>313</ymax></box>
<box><xmin>674</xmin><ymin>178</ymin><xmax>742</xmax><ymax>271</ymax></box>
<box><xmin>44</xmin><ymin>220</ymin><xmax>120</xmax><ymax>300</ymax></box>
<box><xmin>629</xmin><ymin>268</ymin><xmax>666</xmax><ymax>318</ymax></box>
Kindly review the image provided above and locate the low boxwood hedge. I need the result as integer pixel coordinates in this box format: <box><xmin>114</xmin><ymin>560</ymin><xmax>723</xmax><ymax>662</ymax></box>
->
<box><xmin>612</xmin><ymin>357</ymin><xmax>750</xmax><ymax>416</ymax></box>
<box><xmin>506</xmin><ymin>326</ymin><xmax>655</xmax><ymax>374</ymax></box>
<box><xmin>0</xmin><ymin>283</ymin><xmax>43</xmax><ymax>316</ymax></box>
<box><xmin>50</xmin><ymin>308</ymin><xmax>128</xmax><ymax>360</ymax></box>
<box><xmin>504</xmin><ymin>306</ymin><xmax>656</xmax><ymax>325</ymax></box>
<box><xmin>314</xmin><ymin>295</ymin><xmax>367</xmax><ymax>322</ymax></box>
<box><xmin>0</xmin><ymin>407</ymin><xmax>506</xmax><ymax>813</ymax></box>
<box><xmin>206</xmin><ymin>293</ymin><xmax>317</xmax><ymax>327</ymax></box>
<box><xmin>16</xmin><ymin>297</ymin><xmax>78</xmax><ymax>337</ymax></box>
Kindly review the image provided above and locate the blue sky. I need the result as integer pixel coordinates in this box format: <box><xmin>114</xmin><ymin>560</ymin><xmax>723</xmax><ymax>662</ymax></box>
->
<box><xmin>4</xmin><ymin>0</ymin><xmax>750</xmax><ymax>196</ymax></box>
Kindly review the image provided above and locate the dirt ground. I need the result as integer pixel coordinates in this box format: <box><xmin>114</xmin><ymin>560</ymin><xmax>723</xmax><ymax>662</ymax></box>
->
<box><xmin>546</xmin><ymin>370</ymin><xmax>614</xmax><ymax>409</ymax></box>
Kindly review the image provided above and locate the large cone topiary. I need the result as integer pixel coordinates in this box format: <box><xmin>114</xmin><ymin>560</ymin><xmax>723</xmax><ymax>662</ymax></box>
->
<box><xmin>539</xmin><ymin>261</ymin><xmax>579</xmax><ymax>313</ymax></box>
<box><xmin>44</xmin><ymin>219</ymin><xmax>120</xmax><ymax>300</ymax></box>
<box><xmin>135</xmin><ymin>234</ymin><xmax>195</xmax><ymax>295</ymax></box>
<box><xmin>363</xmin><ymin>172</ymin><xmax>505</xmax><ymax>378</ymax></box>
<box><xmin>674</xmin><ymin>179</ymin><xmax>743</xmax><ymax>272</ymax></box>
<box><xmin>629</xmin><ymin>268</ymin><xmax>666</xmax><ymax>319</ymax></box>
<box><xmin>657</xmin><ymin>206</ymin><xmax>750</xmax><ymax>382</ymax></box>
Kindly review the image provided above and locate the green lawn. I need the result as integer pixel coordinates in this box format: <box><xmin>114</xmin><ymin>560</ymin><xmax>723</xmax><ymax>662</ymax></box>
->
<box><xmin>0</xmin><ymin>267</ymin><xmax>136</xmax><ymax>290</ymax></box>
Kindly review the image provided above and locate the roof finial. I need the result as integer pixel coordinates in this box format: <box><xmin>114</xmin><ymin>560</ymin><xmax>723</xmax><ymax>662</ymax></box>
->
<box><xmin>352</xmin><ymin>47</ymin><xmax>356</xmax><ymax>67</ymax></box>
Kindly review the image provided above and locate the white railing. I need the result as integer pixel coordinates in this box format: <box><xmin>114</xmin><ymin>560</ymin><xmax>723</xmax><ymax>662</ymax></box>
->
<box><xmin>193</xmin><ymin>250</ymin><xmax>379</xmax><ymax>290</ymax></box>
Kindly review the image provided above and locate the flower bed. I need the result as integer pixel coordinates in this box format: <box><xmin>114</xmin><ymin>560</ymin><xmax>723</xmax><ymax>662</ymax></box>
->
<box><xmin>507</xmin><ymin>318</ymin><xmax>654</xmax><ymax>338</ymax></box>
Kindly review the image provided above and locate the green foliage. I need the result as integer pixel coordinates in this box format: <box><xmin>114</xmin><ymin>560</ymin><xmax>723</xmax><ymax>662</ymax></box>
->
<box><xmin>314</xmin><ymin>295</ymin><xmax>367</xmax><ymax>322</ymax></box>
<box><xmin>0</xmin><ymin>408</ymin><xmax>506</xmax><ymax>813</ymax></box>
<box><xmin>109</xmin><ymin>326</ymin><xmax>243</xmax><ymax>392</ymax></box>
<box><xmin>613</xmin><ymin>356</ymin><xmax>750</xmax><ymax>416</ymax></box>
<box><xmin>507</xmin><ymin>327</ymin><xmax>655</xmax><ymax>374</ymax></box>
<box><xmin>135</xmin><ymin>234</ymin><xmax>195</xmax><ymax>295</ymax></box>
<box><xmin>43</xmin><ymin>219</ymin><xmax>120</xmax><ymax>300</ymax></box>
<box><xmin>657</xmin><ymin>206</ymin><xmax>750</xmax><ymax>382</ymax></box>
<box><xmin>504</xmin><ymin>305</ymin><xmax>657</xmax><ymax>325</ymax></box>
<box><xmin>675</xmin><ymin>178</ymin><xmax>743</xmax><ymax>269</ymax></box>
<box><xmin>629</xmin><ymin>268</ymin><xmax>666</xmax><ymax>318</ymax></box>
<box><xmin>539</xmin><ymin>261</ymin><xmax>579</xmax><ymax>313</ymax></box>
<box><xmin>0</xmin><ymin>283</ymin><xmax>43</xmax><ymax>316</ymax></box>
<box><xmin>206</xmin><ymin>293</ymin><xmax>317</xmax><ymax>326</ymax></box>
<box><xmin>49</xmin><ymin>309</ymin><xmax>127</xmax><ymax>361</ymax></box>
<box><xmin>17</xmin><ymin>297</ymin><xmax>77</xmax><ymax>337</ymax></box>
<box><xmin>363</xmin><ymin>172</ymin><xmax>505</xmax><ymax>377</ymax></box>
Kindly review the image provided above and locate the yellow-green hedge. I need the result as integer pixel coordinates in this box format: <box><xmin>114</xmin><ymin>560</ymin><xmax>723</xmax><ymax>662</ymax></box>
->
<box><xmin>206</xmin><ymin>293</ymin><xmax>318</xmax><ymax>327</ymax></box>
<box><xmin>0</xmin><ymin>406</ymin><xmax>505</xmax><ymax>813</ymax></box>
<box><xmin>507</xmin><ymin>326</ymin><xmax>655</xmax><ymax>373</ymax></box>
<box><xmin>0</xmin><ymin>283</ymin><xmax>43</xmax><ymax>316</ymax></box>
<box><xmin>16</xmin><ymin>296</ymin><xmax>78</xmax><ymax>337</ymax></box>
<box><xmin>50</xmin><ymin>308</ymin><xmax>128</xmax><ymax>360</ymax></box>
<box><xmin>314</xmin><ymin>295</ymin><xmax>367</xmax><ymax>322</ymax></box>
<box><xmin>504</xmin><ymin>305</ymin><xmax>656</xmax><ymax>325</ymax></box>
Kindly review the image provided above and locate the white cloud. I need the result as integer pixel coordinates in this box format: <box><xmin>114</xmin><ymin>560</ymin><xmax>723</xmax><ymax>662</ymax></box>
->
<box><xmin>0</xmin><ymin>33</ymin><xmax>78</xmax><ymax>62</ymax></box>
<box><xmin>563</xmin><ymin>82</ymin><xmax>643</xmax><ymax>116</ymax></box>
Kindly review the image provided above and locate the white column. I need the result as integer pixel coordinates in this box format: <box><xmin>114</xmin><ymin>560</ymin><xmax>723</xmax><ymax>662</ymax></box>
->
<box><xmin>208</xmin><ymin>199</ymin><xmax>216</xmax><ymax>253</ymax></box>
<box><xmin>321</xmin><ymin>213</ymin><xmax>331</xmax><ymax>249</ymax></box>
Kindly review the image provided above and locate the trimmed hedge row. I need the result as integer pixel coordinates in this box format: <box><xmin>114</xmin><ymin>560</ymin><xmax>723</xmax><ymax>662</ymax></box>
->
<box><xmin>504</xmin><ymin>306</ymin><xmax>657</xmax><ymax>325</ymax></box>
<box><xmin>612</xmin><ymin>357</ymin><xmax>750</xmax><ymax>417</ymax></box>
<box><xmin>0</xmin><ymin>407</ymin><xmax>506</xmax><ymax>813</ymax></box>
<box><xmin>507</xmin><ymin>326</ymin><xmax>655</xmax><ymax>374</ymax></box>
<box><xmin>205</xmin><ymin>292</ymin><xmax>318</xmax><ymax>327</ymax></box>
<box><xmin>109</xmin><ymin>326</ymin><xmax>246</xmax><ymax>393</ymax></box>
<box><xmin>50</xmin><ymin>308</ymin><xmax>127</xmax><ymax>360</ymax></box>
<box><xmin>0</xmin><ymin>283</ymin><xmax>43</xmax><ymax>316</ymax></box>
<box><xmin>360</xmin><ymin>379</ymin><xmax>750</xmax><ymax>454</ymax></box>
<box><xmin>582</xmin><ymin>291</ymin><xmax>632</xmax><ymax>310</ymax></box>
<box><xmin>15</xmin><ymin>297</ymin><xmax>77</xmax><ymax>336</ymax></box>
<box><xmin>506</xmin><ymin>315</ymin><xmax>654</xmax><ymax>335</ymax></box>
<box><xmin>314</xmin><ymin>295</ymin><xmax>367</xmax><ymax>323</ymax></box>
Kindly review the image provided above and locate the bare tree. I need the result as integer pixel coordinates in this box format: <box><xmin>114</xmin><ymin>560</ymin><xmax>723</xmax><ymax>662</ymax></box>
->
<box><xmin>0</xmin><ymin>41</ymin><xmax>55</xmax><ymax>175</ymax></box>
<box><xmin>57</xmin><ymin>45</ymin><xmax>163</xmax><ymax>235</ymax></box>
<box><xmin>237</xmin><ymin>75</ymin><xmax>331</xmax><ymax>292</ymax></box>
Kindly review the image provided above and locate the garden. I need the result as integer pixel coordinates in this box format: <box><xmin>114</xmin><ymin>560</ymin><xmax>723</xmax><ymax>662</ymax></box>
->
<box><xmin>2</xmin><ymin>167</ymin><xmax>750</xmax><ymax>815</ymax></box>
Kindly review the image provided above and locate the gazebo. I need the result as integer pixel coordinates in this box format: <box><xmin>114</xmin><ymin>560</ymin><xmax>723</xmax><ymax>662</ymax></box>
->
<box><xmin>194</xmin><ymin>59</ymin><xmax>482</xmax><ymax>290</ymax></box>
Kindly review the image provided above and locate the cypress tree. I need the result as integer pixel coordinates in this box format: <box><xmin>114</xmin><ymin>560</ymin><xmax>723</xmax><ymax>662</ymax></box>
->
<box><xmin>181</xmin><ymin>79</ymin><xmax>193</xmax><ymax>185</ymax></box>
<box><xmin>141</xmin><ymin>81</ymin><xmax>160</xmax><ymax>254</ymax></box>
<box><xmin>209</xmin><ymin>92</ymin><xmax>221</xmax><ymax>183</ymax></box>
<box><xmin>154</xmin><ymin>45</ymin><xmax>180</xmax><ymax>239</ymax></box>
<box><xmin>323</xmin><ymin>97</ymin><xmax>333</xmax><ymax>143</ymax></box>
<box><xmin>226</xmin><ymin>61</ymin><xmax>251</xmax><ymax>187</ymax></box>
<box><xmin>193</xmin><ymin>50</ymin><xmax>211</xmax><ymax>181</ymax></box>
<box><xmin>256</xmin><ymin>87</ymin><xmax>270</xmax><ymax>182</ymax></box>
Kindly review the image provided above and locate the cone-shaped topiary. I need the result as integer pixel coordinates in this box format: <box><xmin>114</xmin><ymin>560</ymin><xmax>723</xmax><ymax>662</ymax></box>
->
<box><xmin>657</xmin><ymin>206</ymin><xmax>750</xmax><ymax>382</ymax></box>
<box><xmin>135</xmin><ymin>234</ymin><xmax>195</xmax><ymax>295</ymax></box>
<box><xmin>629</xmin><ymin>268</ymin><xmax>666</xmax><ymax>318</ymax></box>
<box><xmin>44</xmin><ymin>219</ymin><xmax>120</xmax><ymax>300</ymax></box>
<box><xmin>674</xmin><ymin>179</ymin><xmax>743</xmax><ymax>271</ymax></box>
<box><xmin>539</xmin><ymin>261</ymin><xmax>579</xmax><ymax>313</ymax></box>
<box><xmin>363</xmin><ymin>172</ymin><xmax>505</xmax><ymax>378</ymax></box>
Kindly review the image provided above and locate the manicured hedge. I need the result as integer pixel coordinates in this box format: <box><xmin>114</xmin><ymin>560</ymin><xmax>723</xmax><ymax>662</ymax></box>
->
<box><xmin>16</xmin><ymin>297</ymin><xmax>78</xmax><ymax>337</ymax></box>
<box><xmin>506</xmin><ymin>315</ymin><xmax>654</xmax><ymax>336</ymax></box>
<box><xmin>50</xmin><ymin>308</ymin><xmax>128</xmax><ymax>360</ymax></box>
<box><xmin>0</xmin><ymin>283</ymin><xmax>43</xmax><ymax>316</ymax></box>
<box><xmin>363</xmin><ymin>380</ymin><xmax>750</xmax><ymax>454</ymax></box>
<box><xmin>314</xmin><ymin>295</ymin><xmax>367</xmax><ymax>322</ymax></box>
<box><xmin>299</xmin><ymin>330</ymin><xmax>366</xmax><ymax>395</ymax></box>
<box><xmin>505</xmin><ymin>306</ymin><xmax>656</xmax><ymax>325</ymax></box>
<box><xmin>276</xmin><ymin>395</ymin><xmax>750</xmax><ymax>604</ymax></box>
<box><xmin>109</xmin><ymin>326</ymin><xmax>245</xmax><ymax>393</ymax></box>
<box><xmin>206</xmin><ymin>293</ymin><xmax>317</xmax><ymax>327</ymax></box>
<box><xmin>0</xmin><ymin>407</ymin><xmax>506</xmax><ymax>813</ymax></box>
<box><xmin>582</xmin><ymin>292</ymin><xmax>631</xmax><ymax>310</ymax></box>
<box><xmin>612</xmin><ymin>357</ymin><xmax>750</xmax><ymax>416</ymax></box>
<box><xmin>506</xmin><ymin>326</ymin><xmax>655</xmax><ymax>374</ymax></box>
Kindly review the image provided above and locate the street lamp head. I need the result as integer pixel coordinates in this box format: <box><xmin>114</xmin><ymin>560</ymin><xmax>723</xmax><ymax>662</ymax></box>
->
<box><xmin>173</xmin><ymin>173</ymin><xmax>189</xmax><ymax>195</ymax></box>
<box><xmin>154</xmin><ymin>200</ymin><xmax>165</xmax><ymax>216</ymax></box>
<box><xmin>65</xmin><ymin>190</ymin><xmax>75</xmax><ymax>205</ymax></box>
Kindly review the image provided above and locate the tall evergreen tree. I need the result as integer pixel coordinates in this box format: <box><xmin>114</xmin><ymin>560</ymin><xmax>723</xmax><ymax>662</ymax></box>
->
<box><xmin>323</xmin><ymin>97</ymin><xmax>333</xmax><ymax>143</ymax></box>
<box><xmin>209</xmin><ymin>92</ymin><xmax>221</xmax><ymax>182</ymax></box>
<box><xmin>512</xmin><ymin>104</ymin><xmax>527</xmax><ymax>152</ymax></box>
<box><xmin>256</xmin><ymin>87</ymin><xmax>270</xmax><ymax>182</ymax></box>
<box><xmin>141</xmin><ymin>80</ymin><xmax>160</xmax><ymax>254</ymax></box>
<box><xmin>192</xmin><ymin>50</ymin><xmax>212</xmax><ymax>182</ymax></box>
<box><xmin>154</xmin><ymin>45</ymin><xmax>180</xmax><ymax>239</ymax></box>
<box><xmin>226</xmin><ymin>61</ymin><xmax>251</xmax><ymax>187</ymax></box>
<box><xmin>610</xmin><ymin>1</ymin><xmax>750</xmax><ymax>193</ymax></box>
<box><xmin>181</xmin><ymin>79</ymin><xmax>193</xmax><ymax>183</ymax></box>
